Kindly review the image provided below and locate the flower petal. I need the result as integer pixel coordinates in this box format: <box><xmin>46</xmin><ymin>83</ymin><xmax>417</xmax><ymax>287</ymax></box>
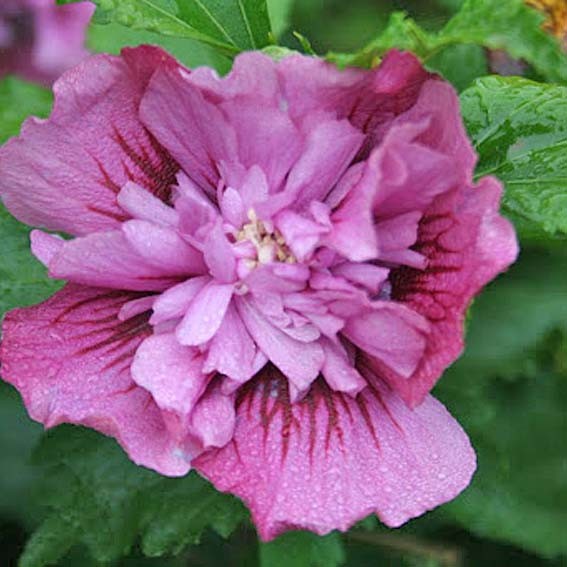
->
<box><xmin>278</xmin><ymin>50</ymin><xmax>430</xmax><ymax>150</ymax></box>
<box><xmin>372</xmin><ymin>121</ymin><xmax>463</xmax><ymax>220</ymax></box>
<box><xmin>189</xmin><ymin>380</ymin><xmax>236</xmax><ymax>449</ymax></box>
<box><xmin>122</xmin><ymin>219</ymin><xmax>206</xmax><ymax>275</ymax></box>
<box><xmin>0</xmin><ymin>46</ymin><xmax>180</xmax><ymax>235</ymax></box>
<box><xmin>221</xmin><ymin>101</ymin><xmax>303</xmax><ymax>192</ymax></box>
<box><xmin>176</xmin><ymin>282</ymin><xmax>234</xmax><ymax>346</ymax></box>
<box><xmin>343</xmin><ymin>302</ymin><xmax>430</xmax><ymax>379</ymax></box>
<box><xmin>203</xmin><ymin>221</ymin><xmax>237</xmax><ymax>283</ymax></box>
<box><xmin>236</xmin><ymin>297</ymin><xmax>324</xmax><ymax>397</ymax></box>
<box><xmin>150</xmin><ymin>276</ymin><xmax>209</xmax><ymax>325</ymax></box>
<box><xmin>194</xmin><ymin>367</ymin><xmax>476</xmax><ymax>540</ymax></box>
<box><xmin>320</xmin><ymin>339</ymin><xmax>366</xmax><ymax>395</ymax></box>
<box><xmin>0</xmin><ymin>284</ymin><xmax>189</xmax><ymax>476</ymax></box>
<box><xmin>188</xmin><ymin>52</ymin><xmax>280</xmax><ymax>104</ymax></box>
<box><xmin>326</xmin><ymin>160</ymin><xmax>378</xmax><ymax>262</ymax></box>
<box><xmin>117</xmin><ymin>182</ymin><xmax>179</xmax><ymax>227</ymax></box>
<box><xmin>204</xmin><ymin>304</ymin><xmax>258</xmax><ymax>383</ymax></box>
<box><xmin>386</xmin><ymin>177</ymin><xmax>519</xmax><ymax>406</ymax></box>
<box><xmin>395</xmin><ymin>79</ymin><xmax>477</xmax><ymax>178</ymax></box>
<box><xmin>140</xmin><ymin>65</ymin><xmax>238</xmax><ymax>195</ymax></box>
<box><xmin>283</xmin><ymin>118</ymin><xmax>364</xmax><ymax>210</ymax></box>
<box><xmin>41</xmin><ymin>230</ymin><xmax>183</xmax><ymax>292</ymax></box>
<box><xmin>131</xmin><ymin>333</ymin><xmax>210</xmax><ymax>438</ymax></box>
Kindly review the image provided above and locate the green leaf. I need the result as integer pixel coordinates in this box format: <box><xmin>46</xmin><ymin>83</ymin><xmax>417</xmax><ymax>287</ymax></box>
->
<box><xmin>440</xmin><ymin>0</ymin><xmax>566</xmax><ymax>83</ymax></box>
<box><xmin>259</xmin><ymin>531</ymin><xmax>345</xmax><ymax>567</ymax></box>
<box><xmin>0</xmin><ymin>384</ymin><xmax>43</xmax><ymax>524</ymax></box>
<box><xmin>0</xmin><ymin>80</ymin><xmax>57</xmax><ymax>318</ymax></box>
<box><xmin>88</xmin><ymin>22</ymin><xmax>231</xmax><ymax>73</ymax></box>
<box><xmin>74</xmin><ymin>0</ymin><xmax>272</xmax><ymax>55</ymax></box>
<box><xmin>20</xmin><ymin>517</ymin><xmax>81</xmax><ymax>567</ymax></box>
<box><xmin>427</xmin><ymin>43</ymin><xmax>488</xmax><ymax>92</ymax></box>
<box><xmin>435</xmin><ymin>248</ymin><xmax>567</xmax><ymax>558</ymax></box>
<box><xmin>175</xmin><ymin>0</ymin><xmax>271</xmax><ymax>50</ymax></box>
<box><xmin>267</xmin><ymin>0</ymin><xmax>295</xmax><ymax>38</ymax></box>
<box><xmin>0</xmin><ymin>78</ymin><xmax>52</xmax><ymax>144</ymax></box>
<box><xmin>20</xmin><ymin>427</ymin><xmax>247</xmax><ymax>566</ymax></box>
<box><xmin>0</xmin><ymin>205</ymin><xmax>61</xmax><ymax>319</ymax></box>
<box><xmin>461</xmin><ymin>76</ymin><xmax>567</xmax><ymax>237</ymax></box>
<box><xmin>447</xmin><ymin>249</ymin><xmax>567</xmax><ymax>379</ymax></box>
<box><xmin>331</xmin><ymin>0</ymin><xmax>567</xmax><ymax>86</ymax></box>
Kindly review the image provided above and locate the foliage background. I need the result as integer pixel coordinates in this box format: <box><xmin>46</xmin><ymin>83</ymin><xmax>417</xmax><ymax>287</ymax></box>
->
<box><xmin>1</xmin><ymin>0</ymin><xmax>566</xmax><ymax>566</ymax></box>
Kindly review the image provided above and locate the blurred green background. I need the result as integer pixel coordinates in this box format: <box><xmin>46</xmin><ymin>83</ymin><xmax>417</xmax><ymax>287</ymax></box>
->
<box><xmin>1</xmin><ymin>0</ymin><xmax>566</xmax><ymax>566</ymax></box>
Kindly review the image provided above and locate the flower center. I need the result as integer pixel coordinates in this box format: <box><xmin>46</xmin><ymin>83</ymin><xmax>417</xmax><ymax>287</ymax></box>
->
<box><xmin>237</xmin><ymin>209</ymin><xmax>296</xmax><ymax>265</ymax></box>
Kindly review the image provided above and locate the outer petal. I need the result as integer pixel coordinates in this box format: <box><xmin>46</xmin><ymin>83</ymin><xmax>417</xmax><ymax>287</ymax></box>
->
<box><xmin>194</xmin><ymin>367</ymin><xmax>476</xmax><ymax>540</ymax></box>
<box><xmin>278</xmin><ymin>50</ymin><xmax>431</xmax><ymax>151</ymax></box>
<box><xmin>0</xmin><ymin>46</ymin><xmax>180</xmax><ymax>235</ymax></box>
<box><xmin>384</xmin><ymin>177</ymin><xmax>519</xmax><ymax>406</ymax></box>
<box><xmin>393</xmin><ymin>79</ymin><xmax>476</xmax><ymax>179</ymax></box>
<box><xmin>191</xmin><ymin>49</ymin><xmax>430</xmax><ymax>155</ymax></box>
<box><xmin>187</xmin><ymin>52</ymin><xmax>280</xmax><ymax>105</ymax></box>
<box><xmin>0</xmin><ymin>284</ymin><xmax>190</xmax><ymax>476</ymax></box>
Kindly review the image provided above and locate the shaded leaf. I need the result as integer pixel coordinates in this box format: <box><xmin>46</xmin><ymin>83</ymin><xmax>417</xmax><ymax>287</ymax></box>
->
<box><xmin>259</xmin><ymin>531</ymin><xmax>345</xmax><ymax>567</ymax></box>
<box><xmin>0</xmin><ymin>80</ymin><xmax>57</xmax><ymax>317</ymax></box>
<box><xmin>427</xmin><ymin>43</ymin><xmax>488</xmax><ymax>92</ymax></box>
<box><xmin>435</xmin><ymin>248</ymin><xmax>567</xmax><ymax>558</ymax></box>
<box><xmin>0</xmin><ymin>384</ymin><xmax>43</xmax><ymax>524</ymax></box>
<box><xmin>19</xmin><ymin>427</ymin><xmax>246</xmax><ymax>566</ymax></box>
<box><xmin>0</xmin><ymin>204</ymin><xmax>61</xmax><ymax>319</ymax></box>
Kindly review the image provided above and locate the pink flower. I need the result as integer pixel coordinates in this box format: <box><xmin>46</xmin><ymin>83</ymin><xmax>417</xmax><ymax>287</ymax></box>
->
<box><xmin>0</xmin><ymin>0</ymin><xmax>94</xmax><ymax>85</ymax></box>
<box><xmin>0</xmin><ymin>46</ymin><xmax>518</xmax><ymax>540</ymax></box>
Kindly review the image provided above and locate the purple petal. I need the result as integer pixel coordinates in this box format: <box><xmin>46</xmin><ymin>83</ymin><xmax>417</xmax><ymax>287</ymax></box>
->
<box><xmin>176</xmin><ymin>282</ymin><xmax>234</xmax><ymax>346</ymax></box>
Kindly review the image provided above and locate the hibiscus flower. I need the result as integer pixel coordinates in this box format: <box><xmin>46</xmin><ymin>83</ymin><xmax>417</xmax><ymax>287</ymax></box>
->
<box><xmin>0</xmin><ymin>46</ymin><xmax>518</xmax><ymax>539</ymax></box>
<box><xmin>0</xmin><ymin>0</ymin><xmax>94</xmax><ymax>85</ymax></box>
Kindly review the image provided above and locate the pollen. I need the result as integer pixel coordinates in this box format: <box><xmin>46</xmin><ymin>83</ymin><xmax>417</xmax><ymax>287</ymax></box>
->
<box><xmin>237</xmin><ymin>209</ymin><xmax>297</xmax><ymax>265</ymax></box>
